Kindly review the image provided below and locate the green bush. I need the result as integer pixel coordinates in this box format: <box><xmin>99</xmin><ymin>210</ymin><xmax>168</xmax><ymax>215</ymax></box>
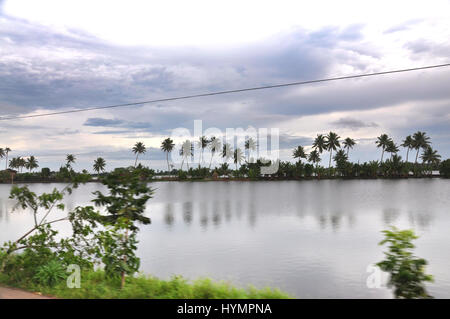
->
<box><xmin>439</xmin><ymin>159</ymin><xmax>450</xmax><ymax>178</ymax></box>
<box><xmin>33</xmin><ymin>260</ymin><xmax>67</xmax><ymax>287</ymax></box>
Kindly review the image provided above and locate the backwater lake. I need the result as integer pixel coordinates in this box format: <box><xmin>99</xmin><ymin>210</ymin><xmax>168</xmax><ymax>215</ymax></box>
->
<box><xmin>1</xmin><ymin>179</ymin><xmax>449</xmax><ymax>298</ymax></box>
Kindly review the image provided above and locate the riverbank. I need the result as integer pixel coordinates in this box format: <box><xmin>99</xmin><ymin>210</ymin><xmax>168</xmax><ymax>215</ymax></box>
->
<box><xmin>0</xmin><ymin>270</ymin><xmax>291</xmax><ymax>299</ymax></box>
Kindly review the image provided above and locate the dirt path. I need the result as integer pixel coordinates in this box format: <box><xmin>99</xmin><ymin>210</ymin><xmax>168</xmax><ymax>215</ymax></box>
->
<box><xmin>0</xmin><ymin>286</ymin><xmax>53</xmax><ymax>299</ymax></box>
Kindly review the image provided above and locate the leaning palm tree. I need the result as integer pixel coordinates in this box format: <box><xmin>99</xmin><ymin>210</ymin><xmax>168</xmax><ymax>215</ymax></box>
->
<box><xmin>313</xmin><ymin>134</ymin><xmax>327</xmax><ymax>154</ymax></box>
<box><xmin>161</xmin><ymin>138</ymin><xmax>175</xmax><ymax>171</ymax></box>
<box><xmin>66</xmin><ymin>154</ymin><xmax>76</xmax><ymax>169</ymax></box>
<box><xmin>343</xmin><ymin>137</ymin><xmax>356</xmax><ymax>157</ymax></box>
<box><xmin>25</xmin><ymin>156</ymin><xmax>39</xmax><ymax>172</ymax></box>
<box><xmin>325</xmin><ymin>131</ymin><xmax>340</xmax><ymax>170</ymax></box>
<box><xmin>376</xmin><ymin>134</ymin><xmax>391</xmax><ymax>163</ymax></box>
<box><xmin>233</xmin><ymin>148</ymin><xmax>245</xmax><ymax>170</ymax></box>
<box><xmin>292</xmin><ymin>146</ymin><xmax>307</xmax><ymax>163</ymax></box>
<box><xmin>4</xmin><ymin>147</ymin><xmax>11</xmax><ymax>170</ymax></box>
<box><xmin>401</xmin><ymin>135</ymin><xmax>414</xmax><ymax>163</ymax></box>
<box><xmin>132</xmin><ymin>142</ymin><xmax>146</xmax><ymax>167</ymax></box>
<box><xmin>222</xmin><ymin>143</ymin><xmax>233</xmax><ymax>162</ymax></box>
<box><xmin>245</xmin><ymin>137</ymin><xmax>257</xmax><ymax>163</ymax></box>
<box><xmin>93</xmin><ymin>157</ymin><xmax>106</xmax><ymax>175</ymax></box>
<box><xmin>385</xmin><ymin>140</ymin><xmax>399</xmax><ymax>160</ymax></box>
<box><xmin>208</xmin><ymin>136</ymin><xmax>222</xmax><ymax>169</ymax></box>
<box><xmin>412</xmin><ymin>131</ymin><xmax>431</xmax><ymax>164</ymax></box>
<box><xmin>197</xmin><ymin>136</ymin><xmax>209</xmax><ymax>167</ymax></box>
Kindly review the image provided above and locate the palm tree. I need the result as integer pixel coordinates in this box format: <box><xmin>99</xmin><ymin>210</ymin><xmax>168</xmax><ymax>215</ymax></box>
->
<box><xmin>401</xmin><ymin>135</ymin><xmax>414</xmax><ymax>162</ymax></box>
<box><xmin>421</xmin><ymin>147</ymin><xmax>441</xmax><ymax>175</ymax></box>
<box><xmin>313</xmin><ymin>134</ymin><xmax>326</xmax><ymax>154</ymax></box>
<box><xmin>385</xmin><ymin>140</ymin><xmax>399</xmax><ymax>160</ymax></box>
<box><xmin>4</xmin><ymin>147</ymin><xmax>11</xmax><ymax>170</ymax></box>
<box><xmin>343</xmin><ymin>137</ymin><xmax>356</xmax><ymax>157</ymax></box>
<box><xmin>308</xmin><ymin>150</ymin><xmax>321</xmax><ymax>179</ymax></box>
<box><xmin>376</xmin><ymin>134</ymin><xmax>391</xmax><ymax>163</ymax></box>
<box><xmin>93</xmin><ymin>157</ymin><xmax>106</xmax><ymax>175</ymax></box>
<box><xmin>197</xmin><ymin>136</ymin><xmax>209</xmax><ymax>166</ymax></box>
<box><xmin>25</xmin><ymin>156</ymin><xmax>39</xmax><ymax>172</ymax></box>
<box><xmin>292</xmin><ymin>146</ymin><xmax>307</xmax><ymax>162</ymax></box>
<box><xmin>161</xmin><ymin>138</ymin><xmax>175</xmax><ymax>171</ymax></box>
<box><xmin>325</xmin><ymin>131</ymin><xmax>340</xmax><ymax>170</ymax></box>
<box><xmin>412</xmin><ymin>131</ymin><xmax>431</xmax><ymax>164</ymax></box>
<box><xmin>180</xmin><ymin>140</ymin><xmax>193</xmax><ymax>170</ymax></box>
<box><xmin>245</xmin><ymin>137</ymin><xmax>257</xmax><ymax>163</ymax></box>
<box><xmin>333</xmin><ymin>149</ymin><xmax>348</xmax><ymax>164</ymax></box>
<box><xmin>132</xmin><ymin>142</ymin><xmax>146</xmax><ymax>167</ymax></box>
<box><xmin>0</xmin><ymin>148</ymin><xmax>4</xmax><ymax>170</ymax></box>
<box><xmin>66</xmin><ymin>154</ymin><xmax>76</xmax><ymax>169</ymax></box>
<box><xmin>18</xmin><ymin>157</ymin><xmax>26</xmax><ymax>173</ymax></box>
<box><xmin>233</xmin><ymin>148</ymin><xmax>244</xmax><ymax>170</ymax></box>
<box><xmin>9</xmin><ymin>157</ymin><xmax>19</xmax><ymax>170</ymax></box>
<box><xmin>208</xmin><ymin>136</ymin><xmax>221</xmax><ymax>169</ymax></box>
<box><xmin>222</xmin><ymin>143</ymin><xmax>233</xmax><ymax>162</ymax></box>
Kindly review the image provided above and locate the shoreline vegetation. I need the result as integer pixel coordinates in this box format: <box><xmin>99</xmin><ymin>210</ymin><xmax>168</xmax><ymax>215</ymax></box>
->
<box><xmin>0</xmin><ymin>131</ymin><xmax>449</xmax><ymax>184</ymax></box>
<box><xmin>0</xmin><ymin>269</ymin><xmax>291</xmax><ymax>299</ymax></box>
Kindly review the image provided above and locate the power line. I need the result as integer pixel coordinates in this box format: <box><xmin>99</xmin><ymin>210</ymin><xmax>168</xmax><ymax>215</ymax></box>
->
<box><xmin>1</xmin><ymin>62</ymin><xmax>449</xmax><ymax>121</ymax></box>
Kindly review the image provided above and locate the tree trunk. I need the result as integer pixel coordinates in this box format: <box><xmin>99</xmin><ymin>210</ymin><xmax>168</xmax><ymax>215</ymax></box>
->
<box><xmin>166</xmin><ymin>152</ymin><xmax>170</xmax><ymax>171</ymax></box>
<box><xmin>209</xmin><ymin>152</ymin><xmax>214</xmax><ymax>169</ymax></box>
<box><xmin>381</xmin><ymin>148</ymin><xmax>384</xmax><ymax>163</ymax></box>
<box><xmin>134</xmin><ymin>154</ymin><xmax>139</xmax><ymax>167</ymax></box>
<box><xmin>406</xmin><ymin>147</ymin><xmax>410</xmax><ymax>162</ymax></box>
<box><xmin>415</xmin><ymin>148</ymin><xmax>419</xmax><ymax>164</ymax></box>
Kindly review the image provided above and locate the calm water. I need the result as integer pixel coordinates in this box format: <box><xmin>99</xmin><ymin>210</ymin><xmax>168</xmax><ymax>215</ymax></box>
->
<box><xmin>1</xmin><ymin>179</ymin><xmax>449</xmax><ymax>298</ymax></box>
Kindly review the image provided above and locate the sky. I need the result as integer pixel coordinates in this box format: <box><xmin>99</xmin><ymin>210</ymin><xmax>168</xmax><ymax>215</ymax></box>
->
<box><xmin>0</xmin><ymin>0</ymin><xmax>450</xmax><ymax>171</ymax></box>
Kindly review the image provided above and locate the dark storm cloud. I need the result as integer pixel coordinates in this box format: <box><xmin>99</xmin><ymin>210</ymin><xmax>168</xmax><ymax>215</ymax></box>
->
<box><xmin>330</xmin><ymin>117</ymin><xmax>379</xmax><ymax>130</ymax></box>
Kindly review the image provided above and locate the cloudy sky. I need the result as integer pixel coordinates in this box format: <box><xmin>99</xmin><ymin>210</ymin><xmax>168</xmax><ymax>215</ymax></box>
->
<box><xmin>1</xmin><ymin>0</ymin><xmax>450</xmax><ymax>171</ymax></box>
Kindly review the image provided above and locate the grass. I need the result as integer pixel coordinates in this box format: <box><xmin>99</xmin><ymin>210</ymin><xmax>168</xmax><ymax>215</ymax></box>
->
<box><xmin>0</xmin><ymin>269</ymin><xmax>291</xmax><ymax>299</ymax></box>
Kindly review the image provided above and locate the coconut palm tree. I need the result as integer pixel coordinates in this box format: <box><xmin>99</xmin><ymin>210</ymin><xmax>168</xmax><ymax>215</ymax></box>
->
<box><xmin>292</xmin><ymin>146</ymin><xmax>307</xmax><ymax>163</ymax></box>
<box><xmin>401</xmin><ymin>135</ymin><xmax>414</xmax><ymax>162</ymax></box>
<box><xmin>245</xmin><ymin>137</ymin><xmax>257</xmax><ymax>163</ymax></box>
<box><xmin>333</xmin><ymin>149</ymin><xmax>348</xmax><ymax>164</ymax></box>
<box><xmin>4</xmin><ymin>147</ymin><xmax>11</xmax><ymax>170</ymax></box>
<box><xmin>313</xmin><ymin>134</ymin><xmax>326</xmax><ymax>154</ymax></box>
<box><xmin>25</xmin><ymin>156</ymin><xmax>39</xmax><ymax>172</ymax></box>
<box><xmin>385</xmin><ymin>140</ymin><xmax>399</xmax><ymax>160</ymax></box>
<box><xmin>325</xmin><ymin>131</ymin><xmax>340</xmax><ymax>170</ymax></box>
<box><xmin>412</xmin><ymin>131</ymin><xmax>431</xmax><ymax>164</ymax></box>
<box><xmin>93</xmin><ymin>157</ymin><xmax>106</xmax><ymax>175</ymax></box>
<box><xmin>233</xmin><ymin>148</ymin><xmax>244</xmax><ymax>170</ymax></box>
<box><xmin>343</xmin><ymin>137</ymin><xmax>356</xmax><ymax>157</ymax></box>
<box><xmin>66</xmin><ymin>154</ymin><xmax>76</xmax><ymax>169</ymax></box>
<box><xmin>421</xmin><ymin>147</ymin><xmax>441</xmax><ymax>175</ymax></box>
<box><xmin>376</xmin><ymin>134</ymin><xmax>391</xmax><ymax>163</ymax></box>
<box><xmin>208</xmin><ymin>136</ymin><xmax>221</xmax><ymax>169</ymax></box>
<box><xmin>197</xmin><ymin>136</ymin><xmax>209</xmax><ymax>166</ymax></box>
<box><xmin>9</xmin><ymin>157</ymin><xmax>19</xmax><ymax>170</ymax></box>
<box><xmin>0</xmin><ymin>148</ymin><xmax>4</xmax><ymax>170</ymax></box>
<box><xmin>161</xmin><ymin>138</ymin><xmax>175</xmax><ymax>171</ymax></box>
<box><xmin>132</xmin><ymin>142</ymin><xmax>146</xmax><ymax>167</ymax></box>
<box><xmin>308</xmin><ymin>150</ymin><xmax>321</xmax><ymax>178</ymax></box>
<box><xmin>18</xmin><ymin>157</ymin><xmax>26</xmax><ymax>173</ymax></box>
<box><xmin>222</xmin><ymin>143</ymin><xmax>233</xmax><ymax>162</ymax></box>
<box><xmin>179</xmin><ymin>140</ymin><xmax>193</xmax><ymax>170</ymax></box>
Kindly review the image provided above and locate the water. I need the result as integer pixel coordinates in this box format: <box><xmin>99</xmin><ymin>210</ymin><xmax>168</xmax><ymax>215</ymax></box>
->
<box><xmin>1</xmin><ymin>179</ymin><xmax>449</xmax><ymax>298</ymax></box>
